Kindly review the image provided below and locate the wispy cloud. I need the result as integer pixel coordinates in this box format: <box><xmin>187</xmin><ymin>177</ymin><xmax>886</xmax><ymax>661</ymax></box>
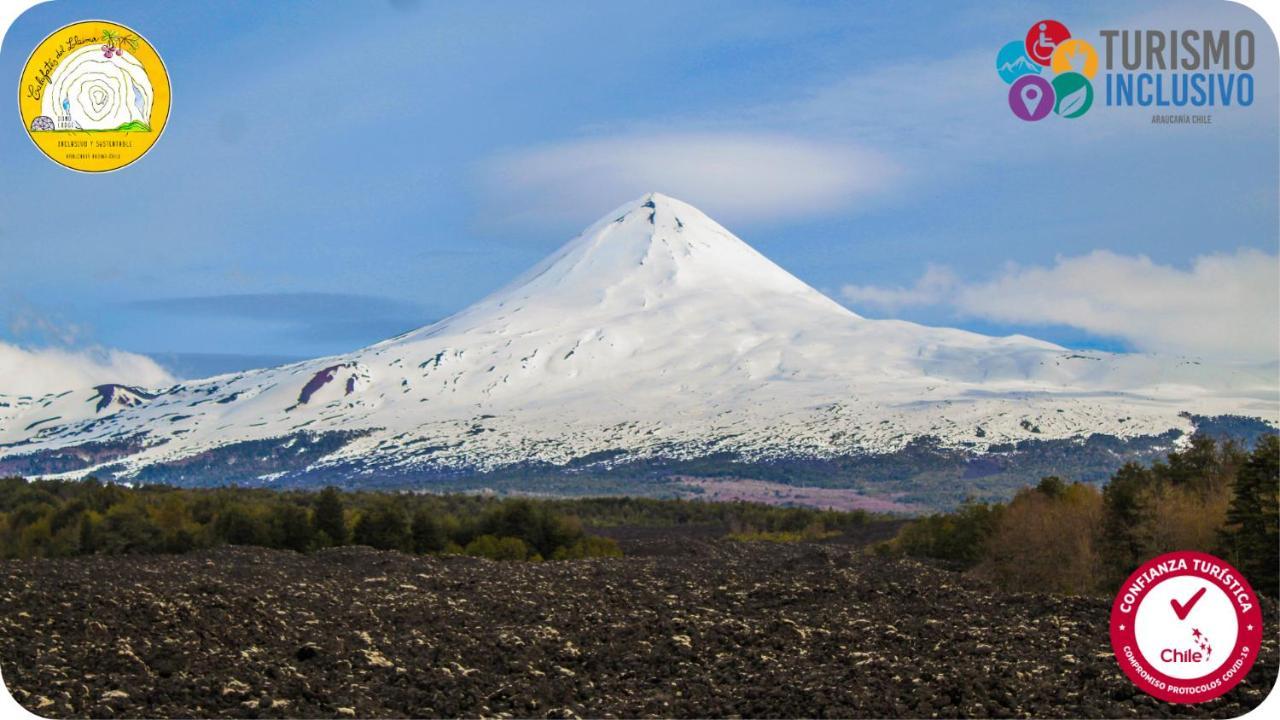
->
<box><xmin>1</xmin><ymin>303</ymin><xmax>174</xmax><ymax>392</ymax></box>
<box><xmin>127</xmin><ymin>292</ymin><xmax>424</xmax><ymax>323</ymax></box>
<box><xmin>841</xmin><ymin>264</ymin><xmax>959</xmax><ymax>311</ymax></box>
<box><xmin>7</xmin><ymin>305</ymin><xmax>87</xmax><ymax>346</ymax></box>
<box><xmin>480</xmin><ymin>133</ymin><xmax>900</xmax><ymax>226</ymax></box>
<box><xmin>842</xmin><ymin>249</ymin><xmax>1280</xmax><ymax>361</ymax></box>
<box><xmin>127</xmin><ymin>292</ymin><xmax>433</xmax><ymax>348</ymax></box>
<box><xmin>478</xmin><ymin>1</ymin><xmax>1276</xmax><ymax>229</ymax></box>
<box><xmin>0</xmin><ymin>342</ymin><xmax>174</xmax><ymax>395</ymax></box>
<box><xmin>143</xmin><ymin>352</ymin><xmax>306</xmax><ymax>379</ymax></box>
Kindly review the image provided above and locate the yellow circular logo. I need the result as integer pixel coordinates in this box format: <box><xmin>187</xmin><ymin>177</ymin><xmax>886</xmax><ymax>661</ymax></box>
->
<box><xmin>1050</xmin><ymin>38</ymin><xmax>1098</xmax><ymax>80</ymax></box>
<box><xmin>18</xmin><ymin>20</ymin><xmax>170</xmax><ymax>172</ymax></box>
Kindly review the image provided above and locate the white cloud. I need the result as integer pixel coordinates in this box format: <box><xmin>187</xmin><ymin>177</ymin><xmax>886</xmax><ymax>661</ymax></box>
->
<box><xmin>842</xmin><ymin>249</ymin><xmax>1279</xmax><ymax>362</ymax></box>
<box><xmin>7</xmin><ymin>307</ymin><xmax>86</xmax><ymax>346</ymax></box>
<box><xmin>480</xmin><ymin>133</ymin><xmax>900</xmax><ymax>225</ymax></box>
<box><xmin>841</xmin><ymin>264</ymin><xmax>959</xmax><ymax>310</ymax></box>
<box><xmin>0</xmin><ymin>343</ymin><xmax>174</xmax><ymax>395</ymax></box>
<box><xmin>476</xmin><ymin>4</ymin><xmax>1275</xmax><ymax>229</ymax></box>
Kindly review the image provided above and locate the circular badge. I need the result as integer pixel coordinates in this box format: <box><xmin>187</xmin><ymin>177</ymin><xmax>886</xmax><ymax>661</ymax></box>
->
<box><xmin>996</xmin><ymin>40</ymin><xmax>1040</xmax><ymax>84</ymax></box>
<box><xmin>1009</xmin><ymin>75</ymin><xmax>1054</xmax><ymax>121</ymax></box>
<box><xmin>1024</xmin><ymin>20</ymin><xmax>1070</xmax><ymax>67</ymax></box>
<box><xmin>1110</xmin><ymin>551</ymin><xmax>1263</xmax><ymax>704</ymax></box>
<box><xmin>1051</xmin><ymin>72</ymin><xmax>1093</xmax><ymax>118</ymax></box>
<box><xmin>18</xmin><ymin>20</ymin><xmax>170</xmax><ymax>172</ymax></box>
<box><xmin>1051</xmin><ymin>38</ymin><xmax>1099</xmax><ymax>79</ymax></box>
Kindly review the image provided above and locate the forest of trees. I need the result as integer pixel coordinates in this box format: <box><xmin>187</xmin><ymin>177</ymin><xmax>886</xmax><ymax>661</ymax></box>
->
<box><xmin>884</xmin><ymin>434</ymin><xmax>1279</xmax><ymax>598</ymax></box>
<box><xmin>0</xmin><ymin>481</ymin><xmax>627</xmax><ymax>561</ymax></box>
<box><xmin>0</xmin><ymin>480</ymin><xmax>878</xmax><ymax>562</ymax></box>
<box><xmin>4</xmin><ymin>434</ymin><xmax>1272</xmax><ymax>593</ymax></box>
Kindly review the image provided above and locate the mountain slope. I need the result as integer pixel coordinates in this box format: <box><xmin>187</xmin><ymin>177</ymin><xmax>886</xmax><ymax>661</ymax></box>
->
<box><xmin>1</xmin><ymin>194</ymin><xmax>1275</xmax><ymax>494</ymax></box>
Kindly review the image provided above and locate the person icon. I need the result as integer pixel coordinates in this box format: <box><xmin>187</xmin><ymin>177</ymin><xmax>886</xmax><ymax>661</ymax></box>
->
<box><xmin>1032</xmin><ymin>23</ymin><xmax>1056</xmax><ymax>61</ymax></box>
<box><xmin>1024</xmin><ymin>20</ymin><xmax>1070</xmax><ymax>67</ymax></box>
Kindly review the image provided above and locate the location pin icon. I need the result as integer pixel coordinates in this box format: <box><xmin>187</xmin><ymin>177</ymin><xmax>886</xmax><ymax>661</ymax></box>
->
<box><xmin>1020</xmin><ymin>84</ymin><xmax>1043</xmax><ymax>115</ymax></box>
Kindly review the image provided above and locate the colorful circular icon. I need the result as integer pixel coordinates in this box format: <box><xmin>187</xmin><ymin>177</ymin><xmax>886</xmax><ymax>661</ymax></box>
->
<box><xmin>1051</xmin><ymin>72</ymin><xmax>1093</xmax><ymax>118</ymax></box>
<box><xmin>1009</xmin><ymin>75</ymin><xmax>1054</xmax><ymax>121</ymax></box>
<box><xmin>18</xmin><ymin>20</ymin><xmax>170</xmax><ymax>172</ymax></box>
<box><xmin>1111</xmin><ymin>551</ymin><xmax>1263</xmax><ymax>704</ymax></box>
<box><xmin>1025</xmin><ymin>20</ymin><xmax>1070</xmax><ymax>66</ymax></box>
<box><xmin>996</xmin><ymin>40</ymin><xmax>1040</xmax><ymax>84</ymax></box>
<box><xmin>1051</xmin><ymin>38</ymin><xmax>1099</xmax><ymax>79</ymax></box>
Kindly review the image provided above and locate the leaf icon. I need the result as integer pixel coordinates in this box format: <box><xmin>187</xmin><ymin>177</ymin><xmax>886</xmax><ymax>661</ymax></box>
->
<box><xmin>1059</xmin><ymin>86</ymin><xmax>1088</xmax><ymax>117</ymax></box>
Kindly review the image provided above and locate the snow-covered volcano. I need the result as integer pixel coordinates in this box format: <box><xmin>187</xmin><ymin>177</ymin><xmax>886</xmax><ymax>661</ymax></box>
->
<box><xmin>1</xmin><ymin>194</ymin><xmax>1275</xmax><ymax>495</ymax></box>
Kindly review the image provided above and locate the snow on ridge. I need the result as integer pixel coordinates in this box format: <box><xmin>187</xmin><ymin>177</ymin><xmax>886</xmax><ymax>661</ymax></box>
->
<box><xmin>1</xmin><ymin>193</ymin><xmax>1276</xmax><ymax>480</ymax></box>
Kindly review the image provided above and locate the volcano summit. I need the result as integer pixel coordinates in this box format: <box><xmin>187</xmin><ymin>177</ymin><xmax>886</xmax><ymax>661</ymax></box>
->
<box><xmin>1</xmin><ymin>194</ymin><xmax>1275</xmax><ymax>506</ymax></box>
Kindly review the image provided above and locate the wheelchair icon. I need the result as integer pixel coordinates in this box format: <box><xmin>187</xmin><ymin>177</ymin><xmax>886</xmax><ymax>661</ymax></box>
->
<box><xmin>1024</xmin><ymin>20</ymin><xmax>1070</xmax><ymax>67</ymax></box>
<box><xmin>1030</xmin><ymin>23</ymin><xmax>1057</xmax><ymax>62</ymax></box>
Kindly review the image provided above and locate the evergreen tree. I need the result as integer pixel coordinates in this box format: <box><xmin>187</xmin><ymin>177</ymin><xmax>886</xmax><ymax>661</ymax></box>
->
<box><xmin>1101</xmin><ymin>462</ymin><xmax>1154</xmax><ymax>584</ymax></box>
<box><xmin>1036</xmin><ymin>476</ymin><xmax>1066</xmax><ymax>499</ymax></box>
<box><xmin>485</xmin><ymin>500</ymin><xmax>539</xmax><ymax>546</ymax></box>
<box><xmin>411</xmin><ymin>509</ymin><xmax>447</xmax><ymax>553</ymax></box>
<box><xmin>213</xmin><ymin>505</ymin><xmax>269</xmax><ymax>546</ymax></box>
<box><xmin>77</xmin><ymin>513</ymin><xmax>97</xmax><ymax>555</ymax></box>
<box><xmin>98</xmin><ymin>503</ymin><xmax>163</xmax><ymax>554</ymax></box>
<box><xmin>49</xmin><ymin>500</ymin><xmax>87</xmax><ymax>535</ymax></box>
<box><xmin>270</xmin><ymin>503</ymin><xmax>315</xmax><ymax>552</ymax></box>
<box><xmin>1161</xmin><ymin>434</ymin><xmax>1244</xmax><ymax>497</ymax></box>
<box><xmin>1163</xmin><ymin>434</ymin><xmax>1219</xmax><ymax>487</ymax></box>
<box><xmin>352</xmin><ymin>500</ymin><xmax>410</xmax><ymax>551</ymax></box>
<box><xmin>313</xmin><ymin>487</ymin><xmax>348</xmax><ymax>545</ymax></box>
<box><xmin>1219</xmin><ymin>435</ymin><xmax>1279</xmax><ymax>597</ymax></box>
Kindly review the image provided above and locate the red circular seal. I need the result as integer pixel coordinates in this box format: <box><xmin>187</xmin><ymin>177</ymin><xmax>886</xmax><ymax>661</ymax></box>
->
<box><xmin>1024</xmin><ymin>19</ymin><xmax>1071</xmax><ymax>66</ymax></box>
<box><xmin>1110</xmin><ymin>550</ymin><xmax>1263</xmax><ymax>704</ymax></box>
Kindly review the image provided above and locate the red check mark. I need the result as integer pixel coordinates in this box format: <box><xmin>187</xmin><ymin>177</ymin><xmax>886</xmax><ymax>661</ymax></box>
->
<box><xmin>1170</xmin><ymin>586</ymin><xmax>1207</xmax><ymax>620</ymax></box>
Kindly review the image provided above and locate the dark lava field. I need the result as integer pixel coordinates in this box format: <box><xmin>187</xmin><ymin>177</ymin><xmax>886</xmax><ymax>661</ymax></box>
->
<box><xmin>1</xmin><ymin>536</ymin><xmax>1275</xmax><ymax>719</ymax></box>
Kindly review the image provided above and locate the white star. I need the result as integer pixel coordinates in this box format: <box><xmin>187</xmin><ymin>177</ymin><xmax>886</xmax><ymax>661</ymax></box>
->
<box><xmin>1119</xmin><ymin>624</ymin><xmax>1126</xmax><ymax>631</ymax></box>
<box><xmin>1247</xmin><ymin>624</ymin><xmax>1254</xmax><ymax>631</ymax></box>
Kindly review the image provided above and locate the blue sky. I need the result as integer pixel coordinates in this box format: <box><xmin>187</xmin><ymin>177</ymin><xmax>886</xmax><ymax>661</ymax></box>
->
<box><xmin>0</xmin><ymin>0</ymin><xmax>1276</xmax><ymax>385</ymax></box>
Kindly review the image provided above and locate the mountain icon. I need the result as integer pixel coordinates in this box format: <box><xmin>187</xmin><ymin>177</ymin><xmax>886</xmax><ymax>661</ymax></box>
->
<box><xmin>999</xmin><ymin>55</ymin><xmax>1038</xmax><ymax>74</ymax></box>
<box><xmin>997</xmin><ymin>41</ymin><xmax>1043</xmax><ymax>83</ymax></box>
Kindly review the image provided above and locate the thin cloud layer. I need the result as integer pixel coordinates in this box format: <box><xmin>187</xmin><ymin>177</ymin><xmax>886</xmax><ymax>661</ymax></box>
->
<box><xmin>481</xmin><ymin>133</ymin><xmax>899</xmax><ymax>225</ymax></box>
<box><xmin>128</xmin><ymin>292</ymin><xmax>432</xmax><ymax>346</ymax></box>
<box><xmin>841</xmin><ymin>264</ymin><xmax>959</xmax><ymax>310</ymax></box>
<box><xmin>127</xmin><ymin>292</ymin><xmax>425</xmax><ymax>323</ymax></box>
<box><xmin>0</xmin><ymin>342</ymin><xmax>175</xmax><ymax>395</ymax></box>
<box><xmin>842</xmin><ymin>249</ymin><xmax>1279</xmax><ymax>362</ymax></box>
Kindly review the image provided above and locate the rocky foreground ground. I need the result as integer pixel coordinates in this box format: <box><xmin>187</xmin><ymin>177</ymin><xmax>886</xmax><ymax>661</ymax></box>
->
<box><xmin>1</xmin><ymin>536</ymin><xmax>1275</xmax><ymax>719</ymax></box>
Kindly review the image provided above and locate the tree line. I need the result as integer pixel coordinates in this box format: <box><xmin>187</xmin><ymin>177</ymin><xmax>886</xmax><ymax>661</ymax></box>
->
<box><xmin>535</xmin><ymin>495</ymin><xmax>879</xmax><ymax>534</ymax></box>
<box><xmin>0</xmin><ymin>480</ymin><xmax>882</xmax><ymax>562</ymax></box>
<box><xmin>0</xmin><ymin>481</ymin><xmax>624</xmax><ymax>561</ymax></box>
<box><xmin>882</xmin><ymin>434</ymin><xmax>1279</xmax><ymax>598</ymax></box>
